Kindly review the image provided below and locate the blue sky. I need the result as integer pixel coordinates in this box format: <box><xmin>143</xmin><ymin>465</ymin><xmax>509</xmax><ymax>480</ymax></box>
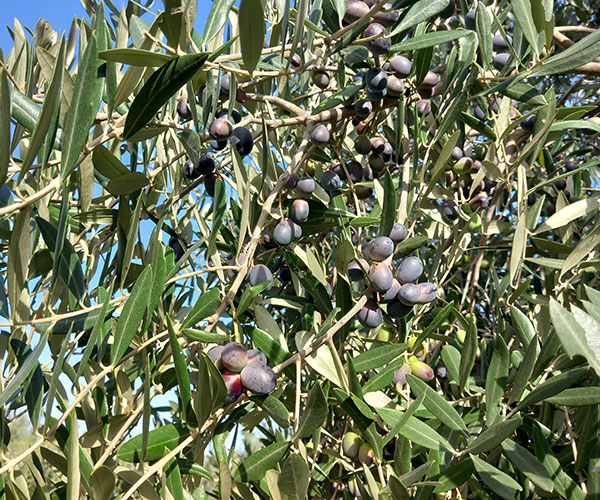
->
<box><xmin>1</xmin><ymin>0</ymin><xmax>214</xmax><ymax>55</ymax></box>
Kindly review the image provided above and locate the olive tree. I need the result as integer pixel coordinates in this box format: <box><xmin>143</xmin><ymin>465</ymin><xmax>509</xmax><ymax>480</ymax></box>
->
<box><xmin>0</xmin><ymin>0</ymin><xmax>599</xmax><ymax>498</ymax></box>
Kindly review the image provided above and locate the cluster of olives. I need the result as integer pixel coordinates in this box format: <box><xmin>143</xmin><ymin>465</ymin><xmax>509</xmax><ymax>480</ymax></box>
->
<box><xmin>348</xmin><ymin>224</ymin><xmax>437</xmax><ymax>328</ymax></box>
<box><xmin>207</xmin><ymin>342</ymin><xmax>277</xmax><ymax>404</ymax></box>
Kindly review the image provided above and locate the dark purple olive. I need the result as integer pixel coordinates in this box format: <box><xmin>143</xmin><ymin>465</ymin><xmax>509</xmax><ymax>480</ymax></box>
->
<box><xmin>397</xmin><ymin>256</ymin><xmax>424</xmax><ymax>283</ymax></box>
<box><xmin>452</xmin><ymin>146</ymin><xmax>464</xmax><ymax>162</ymax></box>
<box><xmin>366</xmin><ymin>88</ymin><xmax>387</xmax><ymax>101</ymax></box>
<box><xmin>527</xmin><ymin>193</ymin><xmax>537</xmax><ymax>206</ymax></box>
<box><xmin>369</xmin><ymin>154</ymin><xmax>385</xmax><ymax>172</ymax></box>
<box><xmin>247</xmin><ymin>349</ymin><xmax>268</xmax><ymax>366</ymax></box>
<box><xmin>209</xmin><ymin>118</ymin><xmax>233</xmax><ymax>140</ymax></box>
<box><xmin>421</xmin><ymin>71</ymin><xmax>439</xmax><ymax>88</ymax></box>
<box><xmin>183</xmin><ymin>159</ymin><xmax>199</xmax><ymax>179</ymax></box>
<box><xmin>221</xmin><ymin>342</ymin><xmax>248</xmax><ymax>372</ymax></box>
<box><xmin>310</xmin><ymin>124</ymin><xmax>330</xmax><ymax>146</ymax></box>
<box><xmin>555</xmin><ymin>179</ymin><xmax>567</xmax><ymax>191</ymax></box>
<box><xmin>291</xmin><ymin>199</ymin><xmax>310</xmax><ymax>222</ymax></box>
<box><xmin>389</xmin><ymin>55</ymin><xmax>412</xmax><ymax>78</ymax></box>
<box><xmin>216</xmin><ymin>108</ymin><xmax>242</xmax><ymax>124</ymax></box>
<box><xmin>322</xmin><ymin>170</ymin><xmax>343</xmax><ymax>190</ymax></box>
<box><xmin>387</xmin><ymin>76</ymin><xmax>405</xmax><ymax>97</ymax></box>
<box><xmin>204</xmin><ymin>173</ymin><xmax>220</xmax><ymax>197</ymax></box>
<box><xmin>347</xmin><ymin>160</ymin><xmax>363</xmax><ymax>183</ymax></box>
<box><xmin>279</xmin><ymin>264</ymin><xmax>292</xmax><ymax>282</ymax></box>
<box><xmin>441</xmin><ymin>201</ymin><xmax>458</xmax><ymax>220</ymax></box>
<box><xmin>370</xmin><ymin>264</ymin><xmax>394</xmax><ymax>292</ymax></box>
<box><xmin>474</xmin><ymin>105</ymin><xmax>486</xmax><ymax>121</ymax></box>
<box><xmin>344</xmin><ymin>0</ymin><xmax>370</xmax><ymax>23</ymax></box>
<box><xmin>565</xmin><ymin>160</ymin><xmax>575</xmax><ymax>172</ymax></box>
<box><xmin>521</xmin><ymin>114</ymin><xmax>537</xmax><ymax>133</ymax></box>
<box><xmin>357</xmin><ymin>299</ymin><xmax>382</xmax><ymax>328</ymax></box>
<box><xmin>492</xmin><ymin>33</ymin><xmax>512</xmax><ymax>52</ymax></box>
<box><xmin>332</xmin><ymin>163</ymin><xmax>347</xmax><ymax>181</ymax></box>
<box><xmin>371</xmin><ymin>137</ymin><xmax>386</xmax><ymax>155</ymax></box>
<box><xmin>168</xmin><ymin>237</ymin><xmax>187</xmax><ymax>261</ymax></box>
<box><xmin>370</xmin><ymin>236</ymin><xmax>394</xmax><ymax>261</ymax></box>
<box><xmin>197</xmin><ymin>154</ymin><xmax>215</xmax><ymax>175</ymax></box>
<box><xmin>230</xmin><ymin>127</ymin><xmax>253</xmax><ymax>156</ymax></box>
<box><xmin>353</xmin><ymin>71</ymin><xmax>367</xmax><ymax>88</ymax></box>
<box><xmin>354</xmin><ymin>99</ymin><xmax>373</xmax><ymax>119</ymax></box>
<box><xmin>373</xmin><ymin>9</ymin><xmax>400</xmax><ymax>27</ymax></box>
<box><xmin>465</xmin><ymin>8</ymin><xmax>477</xmax><ymax>30</ymax></box>
<box><xmin>348</xmin><ymin>258</ymin><xmax>369</xmax><ymax>281</ymax></box>
<box><xmin>177</xmin><ymin>96</ymin><xmax>192</xmax><ymax>120</ymax></box>
<box><xmin>389</xmin><ymin>222</ymin><xmax>407</xmax><ymax>243</ymax></box>
<box><xmin>381</xmin><ymin>142</ymin><xmax>394</xmax><ymax>162</ymax></box>
<box><xmin>240</xmin><ymin>364</ymin><xmax>277</xmax><ymax>394</ymax></box>
<box><xmin>365</xmin><ymin>67</ymin><xmax>388</xmax><ymax>91</ymax></box>
<box><xmin>211</xmin><ymin>139</ymin><xmax>228</xmax><ymax>151</ymax></box>
<box><xmin>220</xmin><ymin>73</ymin><xmax>231</xmax><ymax>95</ymax></box>
<box><xmin>363</xmin><ymin>165</ymin><xmax>374</xmax><ymax>180</ymax></box>
<box><xmin>387</xmin><ymin>299</ymin><xmax>413</xmax><ymax>318</ymax></box>
<box><xmin>438</xmin><ymin>0</ymin><xmax>455</xmax><ymax>18</ymax></box>
<box><xmin>273</xmin><ymin>219</ymin><xmax>295</xmax><ymax>246</ymax></box>
<box><xmin>290</xmin><ymin>221</ymin><xmax>302</xmax><ymax>239</ymax></box>
<box><xmin>416</xmin><ymin>282</ymin><xmax>437</xmax><ymax>303</ymax></box>
<box><xmin>312</xmin><ymin>71</ymin><xmax>330</xmax><ymax>89</ymax></box>
<box><xmin>207</xmin><ymin>345</ymin><xmax>224</xmax><ymax>364</ymax></box>
<box><xmin>249</xmin><ymin>264</ymin><xmax>273</xmax><ymax>290</ymax></box>
<box><xmin>285</xmin><ymin>173</ymin><xmax>299</xmax><ymax>189</ymax></box>
<box><xmin>296</xmin><ymin>176</ymin><xmax>316</xmax><ymax>197</ymax></box>
<box><xmin>381</xmin><ymin>278</ymin><xmax>401</xmax><ymax>303</ymax></box>
<box><xmin>397</xmin><ymin>283</ymin><xmax>421</xmax><ymax>305</ymax></box>
<box><xmin>492</xmin><ymin>52</ymin><xmax>510</xmax><ymax>71</ymax></box>
<box><xmin>291</xmin><ymin>53</ymin><xmax>302</xmax><ymax>68</ymax></box>
<box><xmin>364</xmin><ymin>23</ymin><xmax>390</xmax><ymax>55</ymax></box>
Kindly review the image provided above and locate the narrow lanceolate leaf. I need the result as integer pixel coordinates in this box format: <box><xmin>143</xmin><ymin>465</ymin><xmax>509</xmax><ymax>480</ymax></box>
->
<box><xmin>110</xmin><ymin>265</ymin><xmax>153</xmax><ymax>365</ymax></box>
<box><xmin>561</xmin><ymin>223</ymin><xmax>600</xmax><ymax>277</ymax></box>
<box><xmin>61</xmin><ymin>34</ymin><xmax>103</xmax><ymax>178</ymax></box>
<box><xmin>21</xmin><ymin>38</ymin><xmax>64</xmax><ymax>175</ymax></box>
<box><xmin>534</xmin><ymin>195</ymin><xmax>600</xmax><ymax>234</ymax></box>
<box><xmin>0</xmin><ymin>331</ymin><xmax>49</xmax><ymax>409</ymax></box>
<box><xmin>36</xmin><ymin>216</ymin><xmax>86</xmax><ymax>302</ymax></box>
<box><xmin>294</xmin><ymin>382</ymin><xmax>327</xmax><ymax>439</ymax></box>
<box><xmin>379</xmin><ymin>170</ymin><xmax>396</xmax><ymax>237</ymax></box>
<box><xmin>463</xmin><ymin>417</ymin><xmax>522</xmax><ymax>454</ymax></box>
<box><xmin>165</xmin><ymin>458</ymin><xmax>185</xmax><ymax>500</ymax></box>
<box><xmin>549</xmin><ymin>298</ymin><xmax>600</xmax><ymax>374</ymax></box>
<box><xmin>529</xmin><ymin>29</ymin><xmax>600</xmax><ymax>77</ymax></box>
<box><xmin>459</xmin><ymin>317</ymin><xmax>478</xmax><ymax>393</ymax></box>
<box><xmin>204</xmin><ymin>0</ymin><xmax>237</xmax><ymax>44</ymax></box>
<box><xmin>98</xmin><ymin>48</ymin><xmax>172</xmax><ymax>66</ymax></box>
<box><xmin>351</xmin><ymin>344</ymin><xmax>407</xmax><ymax>372</ymax></box>
<box><xmin>182</xmin><ymin>287</ymin><xmax>221</xmax><ymax>328</ymax></box>
<box><xmin>391</xmin><ymin>0</ymin><xmax>450</xmax><ymax>36</ymax></box>
<box><xmin>238</xmin><ymin>0</ymin><xmax>265</xmax><ymax>75</ymax></box>
<box><xmin>278</xmin><ymin>454</ymin><xmax>310</xmax><ymax>500</ymax></box>
<box><xmin>399</xmin><ymin>416</ymin><xmax>455</xmax><ymax>453</ymax></box>
<box><xmin>433</xmin><ymin>458</ymin><xmax>474</xmax><ymax>493</ymax></box>
<box><xmin>8</xmin><ymin>208</ymin><xmax>31</xmax><ymax>328</ymax></box>
<box><xmin>166</xmin><ymin>316</ymin><xmax>192</xmax><ymax>421</ymax></box>
<box><xmin>512</xmin><ymin>0</ymin><xmax>540</xmax><ymax>56</ymax></box>
<box><xmin>118</xmin><ymin>424</ymin><xmax>189</xmax><ymax>463</ymax></box>
<box><xmin>234</xmin><ymin>441</ymin><xmax>291</xmax><ymax>482</ymax></box>
<box><xmin>516</xmin><ymin>366</ymin><xmax>589</xmax><ymax>410</ymax></box>
<box><xmin>406</xmin><ymin>374</ymin><xmax>469</xmax><ymax>436</ymax></box>
<box><xmin>545</xmin><ymin>387</ymin><xmax>600</xmax><ymax>406</ymax></box>
<box><xmin>471</xmin><ymin>455</ymin><xmax>523</xmax><ymax>500</ymax></box>
<box><xmin>501</xmin><ymin>439</ymin><xmax>553</xmax><ymax>492</ymax></box>
<box><xmin>510</xmin><ymin>305</ymin><xmax>535</xmax><ymax>346</ymax></box>
<box><xmin>123</xmin><ymin>52</ymin><xmax>209</xmax><ymax>139</ymax></box>
<box><xmin>0</xmin><ymin>67</ymin><xmax>11</xmax><ymax>188</ymax></box>
<box><xmin>390</xmin><ymin>29</ymin><xmax>471</xmax><ymax>52</ymax></box>
<box><xmin>485</xmin><ymin>335</ymin><xmax>509</xmax><ymax>425</ymax></box>
<box><xmin>510</xmin><ymin>215</ymin><xmax>527</xmax><ymax>284</ymax></box>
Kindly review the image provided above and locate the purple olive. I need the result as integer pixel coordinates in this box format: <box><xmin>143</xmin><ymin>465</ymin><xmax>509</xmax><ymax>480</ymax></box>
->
<box><xmin>389</xmin><ymin>55</ymin><xmax>412</xmax><ymax>78</ymax></box>
<box><xmin>380</xmin><ymin>278</ymin><xmax>401</xmax><ymax>303</ymax></box>
<box><xmin>285</xmin><ymin>173</ymin><xmax>299</xmax><ymax>188</ymax></box>
<box><xmin>197</xmin><ymin>154</ymin><xmax>215</xmax><ymax>175</ymax></box>
<box><xmin>387</xmin><ymin>299</ymin><xmax>413</xmax><ymax>318</ymax></box>
<box><xmin>421</xmin><ymin>71</ymin><xmax>439</xmax><ymax>88</ymax></box>
<box><xmin>230</xmin><ymin>127</ymin><xmax>253</xmax><ymax>156</ymax></box>
<box><xmin>344</xmin><ymin>0</ymin><xmax>370</xmax><ymax>23</ymax></box>
<box><xmin>348</xmin><ymin>258</ymin><xmax>369</xmax><ymax>281</ymax></box>
<box><xmin>396</xmin><ymin>256</ymin><xmax>424</xmax><ymax>283</ymax></box>
<box><xmin>465</xmin><ymin>8</ymin><xmax>477</xmax><ymax>30</ymax></box>
<box><xmin>365</xmin><ymin>67</ymin><xmax>388</xmax><ymax>91</ymax></box>
<box><xmin>355</xmin><ymin>136</ymin><xmax>372</xmax><ymax>155</ymax></box>
<box><xmin>310</xmin><ymin>124</ymin><xmax>330</xmax><ymax>146</ymax></box>
<box><xmin>247</xmin><ymin>349</ymin><xmax>267</xmax><ymax>366</ymax></box>
<box><xmin>521</xmin><ymin>114</ymin><xmax>537</xmax><ymax>133</ymax></box>
<box><xmin>354</xmin><ymin>99</ymin><xmax>373</xmax><ymax>119</ymax></box>
<box><xmin>207</xmin><ymin>345</ymin><xmax>224</xmax><ymax>364</ymax></box>
<box><xmin>291</xmin><ymin>199</ymin><xmax>310</xmax><ymax>222</ymax></box>
<box><xmin>364</xmin><ymin>23</ymin><xmax>390</xmax><ymax>55</ymax></box>
<box><xmin>321</xmin><ymin>170</ymin><xmax>343</xmax><ymax>191</ymax></box>
<box><xmin>492</xmin><ymin>52</ymin><xmax>510</xmax><ymax>71</ymax></box>
<box><xmin>492</xmin><ymin>33</ymin><xmax>512</xmax><ymax>52</ymax></box>
<box><xmin>221</xmin><ymin>342</ymin><xmax>248</xmax><ymax>372</ymax></box>
<box><xmin>357</xmin><ymin>299</ymin><xmax>382</xmax><ymax>328</ymax></box>
<box><xmin>273</xmin><ymin>219</ymin><xmax>295</xmax><ymax>246</ymax></box>
<box><xmin>416</xmin><ymin>100</ymin><xmax>431</xmax><ymax>116</ymax></box>
<box><xmin>416</xmin><ymin>282</ymin><xmax>437</xmax><ymax>303</ymax></box>
<box><xmin>183</xmin><ymin>159</ymin><xmax>199</xmax><ymax>179</ymax></box>
<box><xmin>393</xmin><ymin>363</ymin><xmax>411</xmax><ymax>384</ymax></box>
<box><xmin>387</xmin><ymin>76</ymin><xmax>405</xmax><ymax>97</ymax></box>
<box><xmin>347</xmin><ymin>160</ymin><xmax>363</xmax><ymax>183</ymax></box>
<box><xmin>279</xmin><ymin>264</ymin><xmax>292</xmax><ymax>282</ymax></box>
<box><xmin>369</xmin><ymin>236</ymin><xmax>394</xmax><ymax>262</ymax></box>
<box><xmin>296</xmin><ymin>177</ymin><xmax>316</xmax><ymax>197</ymax></box>
<box><xmin>240</xmin><ymin>364</ymin><xmax>277</xmax><ymax>394</ymax></box>
<box><xmin>397</xmin><ymin>283</ymin><xmax>421</xmax><ymax>305</ymax></box>
<box><xmin>209</xmin><ymin>118</ymin><xmax>233</xmax><ymax>140</ymax></box>
<box><xmin>312</xmin><ymin>71</ymin><xmax>330</xmax><ymax>89</ymax></box>
<box><xmin>355</xmin><ymin>186</ymin><xmax>373</xmax><ymax>199</ymax></box>
<box><xmin>168</xmin><ymin>237</ymin><xmax>187</xmax><ymax>261</ymax></box>
<box><xmin>249</xmin><ymin>264</ymin><xmax>273</xmax><ymax>290</ymax></box>
<box><xmin>370</xmin><ymin>264</ymin><xmax>394</xmax><ymax>292</ymax></box>
<box><xmin>389</xmin><ymin>223</ymin><xmax>407</xmax><ymax>244</ymax></box>
<box><xmin>177</xmin><ymin>96</ymin><xmax>192</xmax><ymax>120</ymax></box>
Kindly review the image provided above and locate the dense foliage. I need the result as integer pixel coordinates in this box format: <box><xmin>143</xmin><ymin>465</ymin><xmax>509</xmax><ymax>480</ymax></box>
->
<box><xmin>0</xmin><ymin>0</ymin><xmax>599</xmax><ymax>498</ymax></box>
